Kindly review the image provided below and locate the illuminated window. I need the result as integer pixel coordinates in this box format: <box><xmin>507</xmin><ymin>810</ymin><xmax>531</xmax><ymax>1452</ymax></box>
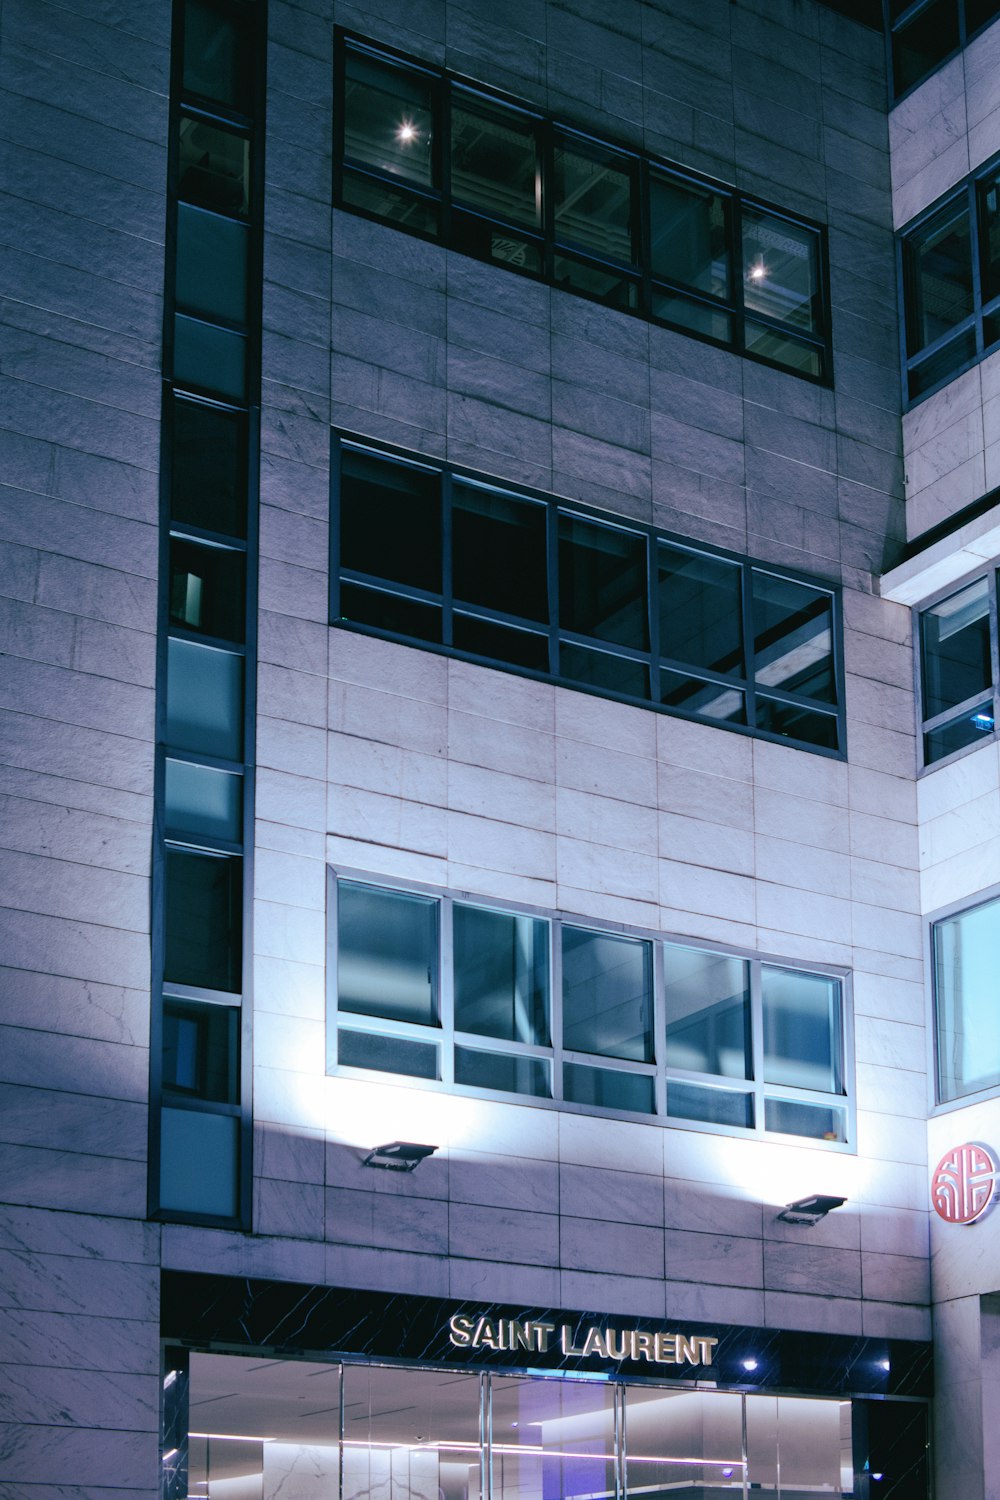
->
<box><xmin>932</xmin><ymin>893</ymin><xmax>1000</xmax><ymax>1103</ymax></box>
<box><xmin>918</xmin><ymin>571</ymin><xmax>998</xmax><ymax>766</ymax></box>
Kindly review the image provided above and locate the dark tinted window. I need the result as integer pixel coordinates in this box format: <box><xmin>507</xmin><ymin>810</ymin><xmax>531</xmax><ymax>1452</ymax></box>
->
<box><xmin>183</xmin><ymin>0</ymin><xmax>251</xmax><ymax>112</ymax></box>
<box><xmin>451</xmin><ymin>92</ymin><xmax>539</xmax><ymax>229</ymax></box>
<box><xmin>921</xmin><ymin>576</ymin><xmax>992</xmax><ymax>718</ymax></box>
<box><xmin>171</xmin><ymin>397</ymin><xmax>247</xmax><ymax>538</ymax></box>
<box><xmin>164</xmin><ymin>848</ymin><xmax>242</xmax><ymax>993</ymax></box>
<box><xmin>175</xmin><ymin>204</ymin><xmax>250</xmax><ymax>325</ymax></box>
<box><xmin>340</xmin><ymin>450</ymin><xmax>441</xmax><ymax>592</ymax></box>
<box><xmin>892</xmin><ymin>0</ymin><xmax>959</xmax><ymax>93</ymax></box>
<box><xmin>169</xmin><ymin>537</ymin><xmax>246</xmax><ymax>642</ymax></box>
<box><xmin>650</xmin><ymin>172</ymin><xmax>729</xmax><ymax>298</ymax></box>
<box><xmin>561</xmin><ymin>926</ymin><xmax>653</xmax><ymax>1063</ymax></box>
<box><xmin>559</xmin><ymin>516</ymin><xmax>648</xmax><ymax>649</ymax></box>
<box><xmin>453</xmin><ymin>485</ymin><xmax>548</xmax><ymax>621</ymax></box>
<box><xmin>553</xmin><ymin>135</ymin><xmax>635</xmax><ymax>264</ymax></box>
<box><xmin>752</xmin><ymin>572</ymin><xmax>835</xmax><ymax>704</ymax></box>
<box><xmin>343</xmin><ymin>49</ymin><xmax>436</xmax><ymax>189</ymax></box>
<box><xmin>163</xmin><ymin>999</ymin><xmax>239</xmax><ymax>1102</ymax></box>
<box><xmin>659</xmin><ymin>544</ymin><xmax>743</xmax><ymax>676</ymax></box>
<box><xmin>905</xmin><ymin>197</ymin><xmax>973</xmax><ymax>358</ymax></box>
<box><xmin>338</xmin><ymin>881</ymin><xmax>438</xmax><ymax>1027</ymax></box>
<box><xmin>453</xmin><ymin>904</ymin><xmax>549</xmax><ymax>1044</ymax></box>
<box><xmin>178</xmin><ymin>115</ymin><xmax>250</xmax><ymax>216</ymax></box>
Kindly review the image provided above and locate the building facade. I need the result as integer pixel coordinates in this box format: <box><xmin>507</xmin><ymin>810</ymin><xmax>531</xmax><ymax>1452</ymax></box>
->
<box><xmin>1</xmin><ymin>0</ymin><xmax>999</xmax><ymax>1497</ymax></box>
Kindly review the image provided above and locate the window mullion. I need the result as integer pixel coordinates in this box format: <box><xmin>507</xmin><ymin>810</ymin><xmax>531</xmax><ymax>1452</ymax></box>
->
<box><xmin>442</xmin><ymin>468</ymin><xmax>454</xmax><ymax>646</ymax></box>
<box><xmin>440</xmin><ymin>897</ymin><xmax>455</xmax><ymax>1087</ymax></box>
<box><xmin>652</xmin><ymin>939</ymin><xmax>667</xmax><ymax>1118</ymax></box>
<box><xmin>546</xmin><ymin>500</ymin><xmax>560</xmax><ymax>677</ymax></box>
<box><xmin>551</xmin><ymin>917</ymin><xmax>565</xmax><ymax>1101</ymax></box>
<box><xmin>749</xmin><ymin>960</ymin><xmax>765</xmax><ymax>1136</ymax></box>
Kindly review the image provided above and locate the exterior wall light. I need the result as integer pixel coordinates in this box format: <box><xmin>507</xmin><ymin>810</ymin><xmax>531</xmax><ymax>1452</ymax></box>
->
<box><xmin>364</xmin><ymin>1141</ymin><xmax>439</xmax><ymax>1172</ymax></box>
<box><xmin>776</xmin><ymin>1193</ymin><xmax>847</xmax><ymax>1225</ymax></box>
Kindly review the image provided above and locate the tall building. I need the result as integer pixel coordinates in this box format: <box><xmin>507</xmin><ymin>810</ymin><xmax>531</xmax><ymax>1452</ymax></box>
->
<box><xmin>1</xmin><ymin>0</ymin><xmax>999</xmax><ymax>1497</ymax></box>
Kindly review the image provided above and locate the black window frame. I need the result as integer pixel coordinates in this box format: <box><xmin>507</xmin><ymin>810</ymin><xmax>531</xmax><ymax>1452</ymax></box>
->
<box><xmin>916</xmin><ymin>562</ymin><xmax>1000</xmax><ymax>769</ymax></box>
<box><xmin>887</xmin><ymin>0</ymin><xmax>1000</xmax><ymax>103</ymax></box>
<box><xmin>330</xmin><ymin>432</ymin><xmax>848</xmax><ymax>759</ymax></box>
<box><xmin>327</xmin><ymin>868</ymin><xmax>855</xmax><ymax>1149</ymax></box>
<box><xmin>333</xmin><ymin>31</ymin><xmax>833</xmax><ymax>386</ymax></box>
<box><xmin>898</xmin><ymin>154</ymin><xmax>1000</xmax><ymax>406</ymax></box>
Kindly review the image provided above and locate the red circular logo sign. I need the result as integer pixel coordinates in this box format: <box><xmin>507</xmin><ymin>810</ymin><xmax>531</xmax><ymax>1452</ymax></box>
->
<box><xmin>931</xmin><ymin>1143</ymin><xmax>999</xmax><ymax>1224</ymax></box>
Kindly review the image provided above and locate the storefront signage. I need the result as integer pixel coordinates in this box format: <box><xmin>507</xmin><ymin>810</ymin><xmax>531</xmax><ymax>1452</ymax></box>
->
<box><xmin>931</xmin><ymin>1142</ymin><xmax>999</xmax><ymax>1224</ymax></box>
<box><xmin>448</xmin><ymin>1314</ymin><xmax>717</xmax><ymax>1367</ymax></box>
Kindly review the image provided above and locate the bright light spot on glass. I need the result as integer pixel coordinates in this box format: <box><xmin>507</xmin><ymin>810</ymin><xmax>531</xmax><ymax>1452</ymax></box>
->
<box><xmin>972</xmin><ymin>711</ymin><xmax>994</xmax><ymax>731</ymax></box>
<box><xmin>396</xmin><ymin>119</ymin><xmax>418</xmax><ymax>144</ymax></box>
<box><xmin>749</xmin><ymin>260</ymin><xmax>766</xmax><ymax>281</ymax></box>
<box><xmin>742</xmin><ymin>1357</ymin><xmax>758</xmax><ymax>1371</ymax></box>
<box><xmin>879</xmin><ymin>1359</ymin><xmax>891</xmax><ymax>1371</ymax></box>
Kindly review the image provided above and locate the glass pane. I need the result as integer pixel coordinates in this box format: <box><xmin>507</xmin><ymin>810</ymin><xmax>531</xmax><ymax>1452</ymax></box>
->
<box><xmin>554</xmin><ymin>135</ymin><xmax>635</xmax><ymax>263</ymax></box>
<box><xmin>178</xmin><ymin>115</ymin><xmax>250</xmax><ymax>216</ymax></box>
<box><xmin>559</xmin><ymin>515</ymin><xmax>648</xmax><ymax>649</ymax></box>
<box><xmin>925</xmin><ymin>703</ymin><xmax>995</xmax><ymax>763</ymax></box>
<box><xmin>160</xmin><ymin>1106</ymin><xmax>238</xmax><ymax>1217</ymax></box>
<box><xmin>660</xmin><ymin>671</ymin><xmax>746</xmax><ymax>723</ymax></box>
<box><xmin>163</xmin><ymin>999</ymin><xmax>239</xmax><ymax>1103</ymax></box>
<box><xmin>188</xmin><ymin>1355</ymin><xmax>342</xmax><ymax>1498</ymax></box>
<box><xmin>165</xmin><ymin>637</ymin><xmax>243</xmax><ymax>761</ymax></box>
<box><xmin>625</xmin><ymin>1388</ymin><xmax>745</xmax><ymax>1498</ymax></box>
<box><xmin>743</xmin><ymin>321</ymin><xmax>823</xmax><ymax>377</ymax></box>
<box><xmin>755</xmin><ymin>697</ymin><xmax>839</xmax><ymax>749</ymax></box>
<box><xmin>563</xmin><ymin>1061</ymin><xmax>654</xmax><ymax>1113</ymax></box>
<box><xmin>747</xmin><ymin>1395</ymin><xmax>854</xmax><ymax>1499</ymax></box>
<box><xmin>455</xmin><ymin>1047</ymin><xmax>551</xmax><ymax>1097</ymax></box>
<box><xmin>908</xmin><ymin>325</ymin><xmax>977</xmax><ymax>396</ymax></box>
<box><xmin>491</xmin><ymin>1375</ymin><xmax>615</xmax><ymax>1500</ymax></box>
<box><xmin>978</xmin><ymin>170</ymin><xmax>1000</xmax><ymax>304</ymax></box>
<box><xmin>742</xmin><ymin>210</ymin><xmax>821</xmax><ymax>333</ymax></box>
<box><xmin>765</xmin><ymin>1097</ymin><xmax>847</xmax><ymax>1141</ymax></box>
<box><xmin>968</xmin><ymin>0</ymin><xmax>1000</xmax><ymax>33</ymax></box>
<box><xmin>343</xmin><ymin>1365</ymin><xmax>481</xmax><ymax>1500</ymax></box>
<box><xmin>762</xmin><ymin>966</ymin><xmax>842</xmax><ymax>1094</ymax></box>
<box><xmin>164</xmin><ymin>759</ymin><xmax>242</xmax><ymax>842</ymax></box>
<box><xmin>934</xmin><ymin>896</ymin><xmax>1000</xmax><ymax>1101</ymax></box>
<box><xmin>453</xmin><ymin>484</ymin><xmax>548</xmax><ymax>622</ymax></box>
<box><xmin>337</xmin><ymin>1028</ymin><xmax>438</xmax><ymax>1079</ymax></box>
<box><xmin>169</xmin><ymin>537</ymin><xmax>245</xmax><ymax>641</ymax></box>
<box><xmin>651</xmin><ymin>288</ymin><xmax>732</xmax><ymax>342</ymax></box>
<box><xmin>552</xmin><ymin>253</ymin><xmax>639</xmax><ymax>310</ymax></box>
<box><xmin>340</xmin><ymin>449</ymin><xmax>441</xmax><ymax>592</ymax></box>
<box><xmin>664</xmin><ymin>944</ymin><xmax>751</xmax><ymax>1079</ymax></box>
<box><xmin>175</xmin><ymin>203</ymin><xmax>250</xmax><ymax>325</ymax></box>
<box><xmin>452</xmin><ymin>92</ymin><xmax>540</xmax><ymax>228</ymax></box>
<box><xmin>667</xmin><ymin>1080</ymin><xmax>754</xmax><ymax>1128</ymax></box>
<box><xmin>561</xmin><ymin>644</ymin><xmax>649</xmax><ymax>698</ymax></box>
<box><xmin>752</xmin><ymin>572</ymin><xmax>835</xmax><ymax>703</ymax></box>
<box><xmin>562</xmin><ymin>926</ymin><xmax>653</xmax><ymax>1062</ymax></box>
<box><xmin>659</xmin><ymin>544</ymin><xmax>743</xmax><ymax>676</ymax></box>
<box><xmin>338</xmin><ymin>881</ymin><xmax>438</xmax><ymax>1026</ymax></box>
<box><xmin>904</xmin><ymin>196</ymin><xmax>973</xmax><ymax>357</ymax></box>
<box><xmin>343</xmin><ymin>48</ymin><xmax>436</xmax><ymax>189</ymax></box>
<box><xmin>173</xmin><ymin>313</ymin><xmax>247</xmax><ymax>402</ymax></box>
<box><xmin>338</xmin><ymin>582</ymin><xmax>442</xmax><ymax>643</ymax></box>
<box><xmin>650</xmin><ymin>171</ymin><xmax>729</xmax><ymax>297</ymax></box>
<box><xmin>164</xmin><ymin>847</ymin><xmax>242</xmax><ymax>993</ymax></box>
<box><xmin>454</xmin><ymin>615</ymin><xmax>549</xmax><ymax>670</ymax></box>
<box><xmin>892</xmin><ymin>0</ymin><xmax>959</xmax><ymax>94</ymax></box>
<box><xmin>182</xmin><ymin>0</ymin><xmax>250</xmax><ymax>112</ymax></box>
<box><xmin>170</xmin><ymin>396</ymin><xmax>247</xmax><ymax>538</ymax></box>
<box><xmin>452</xmin><ymin>211</ymin><xmax>544</xmax><ymax>272</ymax></box>
<box><xmin>341</xmin><ymin>169</ymin><xmax>441</xmax><ymax>234</ymax></box>
<box><xmin>453</xmin><ymin>903</ymin><xmax>550</xmax><ymax>1043</ymax></box>
<box><xmin>921</xmin><ymin>576</ymin><xmax>992</xmax><ymax>718</ymax></box>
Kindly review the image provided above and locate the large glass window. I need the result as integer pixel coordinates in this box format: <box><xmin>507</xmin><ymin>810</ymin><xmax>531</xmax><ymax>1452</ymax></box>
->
<box><xmin>901</xmin><ymin>154</ymin><xmax>1000</xmax><ymax>401</ymax></box>
<box><xmin>329</xmin><ymin>872</ymin><xmax>851</xmax><ymax>1145</ymax></box>
<box><xmin>918</xmin><ymin>571</ymin><xmax>999</xmax><ymax>766</ymax></box>
<box><xmin>335</xmin><ymin>34</ymin><xmax>831</xmax><ymax>381</ymax></box>
<box><xmin>333</xmin><ymin>439</ymin><xmax>845</xmax><ymax>758</ymax></box>
<box><xmin>889</xmin><ymin>0</ymin><xmax>998</xmax><ymax>98</ymax></box>
<box><xmin>933</xmin><ymin>893</ymin><xmax>1000</xmax><ymax>1102</ymax></box>
<box><xmin>180</xmin><ymin>1352</ymin><xmax>861</xmax><ymax>1500</ymax></box>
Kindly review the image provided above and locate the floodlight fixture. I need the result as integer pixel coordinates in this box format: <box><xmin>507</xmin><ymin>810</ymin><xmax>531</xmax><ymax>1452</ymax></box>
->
<box><xmin>364</xmin><ymin>1141</ymin><xmax>439</xmax><ymax>1172</ymax></box>
<box><xmin>776</xmin><ymin>1193</ymin><xmax>847</xmax><ymax>1226</ymax></box>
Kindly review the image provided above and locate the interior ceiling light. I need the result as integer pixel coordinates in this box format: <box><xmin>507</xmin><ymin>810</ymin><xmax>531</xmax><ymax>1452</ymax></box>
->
<box><xmin>776</xmin><ymin>1193</ymin><xmax>847</xmax><ymax>1226</ymax></box>
<box><xmin>364</xmin><ymin>1140</ymin><xmax>438</xmax><ymax>1172</ymax></box>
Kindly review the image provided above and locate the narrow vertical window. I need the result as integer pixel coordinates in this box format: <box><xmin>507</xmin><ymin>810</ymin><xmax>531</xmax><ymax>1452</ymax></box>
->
<box><xmin>933</xmin><ymin>896</ymin><xmax>1000</xmax><ymax>1102</ymax></box>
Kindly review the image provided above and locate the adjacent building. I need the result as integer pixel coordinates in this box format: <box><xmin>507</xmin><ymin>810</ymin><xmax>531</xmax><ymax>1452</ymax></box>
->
<box><xmin>1</xmin><ymin>0</ymin><xmax>999</xmax><ymax>1497</ymax></box>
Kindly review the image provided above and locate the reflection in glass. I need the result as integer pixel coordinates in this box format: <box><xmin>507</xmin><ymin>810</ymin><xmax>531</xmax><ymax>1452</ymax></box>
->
<box><xmin>454</xmin><ymin>903</ymin><xmax>549</xmax><ymax>1044</ymax></box>
<box><xmin>664</xmin><ymin>945</ymin><xmax>751</xmax><ymax>1079</ymax></box>
<box><xmin>752</xmin><ymin>572</ymin><xmax>834</xmax><ymax>703</ymax></box>
<box><xmin>340</xmin><ymin>448</ymin><xmax>441</xmax><ymax>592</ymax></box>
<box><xmin>650</xmin><ymin>172</ymin><xmax>729</xmax><ymax>297</ymax></box>
<box><xmin>169</xmin><ymin>536</ymin><xmax>245</xmax><ymax>641</ymax></box>
<box><xmin>491</xmin><ymin>1375</ymin><xmax>614</xmax><ymax>1500</ymax></box>
<box><xmin>165</xmin><ymin>637</ymin><xmax>243</xmax><ymax>761</ymax></box>
<box><xmin>552</xmin><ymin>253</ymin><xmax>639</xmax><ymax>310</ymax></box>
<box><xmin>182</xmin><ymin>0</ymin><xmax>250</xmax><ymax>111</ymax></box>
<box><xmin>341</xmin><ymin>171</ymin><xmax>441</xmax><ymax>232</ymax></box>
<box><xmin>175</xmin><ymin>203</ymin><xmax>250</xmax><ymax>325</ymax></box>
<box><xmin>659</xmin><ymin>544</ymin><xmax>743</xmax><ymax>676</ymax></box>
<box><xmin>765</xmin><ymin>1097</ymin><xmax>846</xmax><ymax>1141</ymax></box>
<box><xmin>559</xmin><ymin>516</ymin><xmax>648</xmax><ymax>649</ymax></box>
<box><xmin>747</xmin><ymin>1395</ymin><xmax>853</xmax><ymax>1498</ymax></box>
<box><xmin>921</xmin><ymin>576</ymin><xmax>992</xmax><ymax>720</ymax></box>
<box><xmin>454</xmin><ymin>615</ymin><xmax>549</xmax><ymax>670</ymax></box>
<box><xmin>755</xmin><ymin>696</ymin><xmax>838</xmax><ymax>749</ymax></box>
<box><xmin>164</xmin><ymin>759</ymin><xmax>242</xmax><ymax>842</ymax></box>
<box><xmin>625</xmin><ymin>1387</ymin><xmax>745</xmax><ymax>1499</ymax></box>
<box><xmin>173</xmin><ymin>312</ymin><xmax>247</xmax><ymax>402</ymax></box>
<box><xmin>562</xmin><ymin>926</ymin><xmax>653</xmax><ymax>1062</ymax></box>
<box><xmin>892</xmin><ymin>0</ymin><xmax>959</xmax><ymax>95</ymax></box>
<box><xmin>660</xmin><ymin>671</ymin><xmax>746</xmax><ymax>723</ymax></box>
<box><xmin>343</xmin><ymin>49</ymin><xmax>436</xmax><ymax>188</ymax></box>
<box><xmin>339</xmin><ymin>582</ymin><xmax>442</xmax><ymax>643</ymax></box>
<box><xmin>904</xmin><ymin>196</ymin><xmax>973</xmax><ymax>357</ymax></box>
<box><xmin>453</xmin><ymin>485</ymin><xmax>548</xmax><ymax>621</ymax></box>
<box><xmin>651</xmin><ymin>288</ymin><xmax>733</xmax><ymax>343</ymax></box>
<box><xmin>978</xmin><ymin>169</ymin><xmax>1000</xmax><ymax>304</ymax></box>
<box><xmin>170</xmin><ymin>396</ymin><xmax>247</xmax><ymax>538</ymax></box>
<box><xmin>452</xmin><ymin>92</ymin><xmax>539</xmax><ymax>228</ymax></box>
<box><xmin>762</xmin><ymin>967</ymin><xmax>842</xmax><ymax>1094</ymax></box>
<box><xmin>924</xmin><ymin>705</ymin><xmax>996</xmax><ymax>763</ymax></box>
<box><xmin>163</xmin><ymin>999</ymin><xmax>239</xmax><ymax>1102</ymax></box>
<box><xmin>178</xmin><ymin>115</ymin><xmax>250</xmax><ymax>215</ymax></box>
<box><xmin>338</xmin><ymin>882</ymin><xmax>438</xmax><ymax>1027</ymax></box>
<box><xmin>934</xmin><ymin>895</ymin><xmax>1000</xmax><ymax>1101</ymax></box>
<box><xmin>561</xmin><ymin>642</ymin><xmax>649</xmax><ymax>698</ymax></box>
<box><xmin>455</xmin><ymin>1047</ymin><xmax>550</xmax><ymax>1097</ymax></box>
<box><xmin>164</xmin><ymin>847</ymin><xmax>242</xmax><ymax>993</ymax></box>
<box><xmin>160</xmin><ymin>1107</ymin><xmax>239</xmax><ymax>1216</ymax></box>
<box><xmin>563</xmin><ymin>1061</ymin><xmax>654</xmax><ymax>1113</ymax></box>
<box><xmin>343</xmin><ymin>1364</ymin><xmax>482</xmax><ymax>1500</ymax></box>
<box><xmin>667</xmin><ymin>1080</ymin><xmax>754</xmax><ymax>1128</ymax></box>
<box><xmin>743</xmin><ymin>321</ymin><xmax>823</xmax><ymax>377</ymax></box>
<box><xmin>554</xmin><ymin>135</ymin><xmax>635</xmax><ymax>263</ymax></box>
<box><xmin>742</xmin><ymin>210</ymin><xmax>819</xmax><ymax>333</ymax></box>
<box><xmin>338</xmin><ymin>1028</ymin><xmax>438</xmax><ymax>1079</ymax></box>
